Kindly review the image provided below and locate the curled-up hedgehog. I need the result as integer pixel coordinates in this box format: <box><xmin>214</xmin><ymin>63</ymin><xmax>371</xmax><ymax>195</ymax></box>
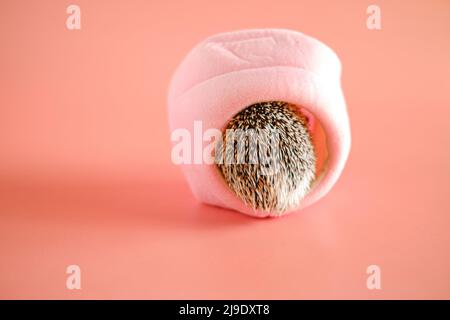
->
<box><xmin>216</xmin><ymin>101</ymin><xmax>316</xmax><ymax>215</ymax></box>
<box><xmin>168</xmin><ymin>29</ymin><xmax>351</xmax><ymax>218</ymax></box>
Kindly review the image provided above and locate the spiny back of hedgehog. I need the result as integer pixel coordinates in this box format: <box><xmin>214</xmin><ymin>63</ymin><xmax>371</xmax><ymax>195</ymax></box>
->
<box><xmin>216</xmin><ymin>101</ymin><xmax>329</xmax><ymax>215</ymax></box>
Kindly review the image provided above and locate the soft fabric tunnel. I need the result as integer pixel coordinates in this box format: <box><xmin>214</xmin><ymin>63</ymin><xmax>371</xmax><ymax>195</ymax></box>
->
<box><xmin>168</xmin><ymin>29</ymin><xmax>351</xmax><ymax>217</ymax></box>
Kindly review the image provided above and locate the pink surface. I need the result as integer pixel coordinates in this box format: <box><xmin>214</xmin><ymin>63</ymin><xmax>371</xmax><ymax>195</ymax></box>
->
<box><xmin>1</xmin><ymin>0</ymin><xmax>450</xmax><ymax>299</ymax></box>
<box><xmin>168</xmin><ymin>29</ymin><xmax>351</xmax><ymax>217</ymax></box>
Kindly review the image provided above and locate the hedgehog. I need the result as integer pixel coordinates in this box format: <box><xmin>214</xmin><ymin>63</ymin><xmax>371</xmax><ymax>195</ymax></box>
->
<box><xmin>216</xmin><ymin>101</ymin><xmax>316</xmax><ymax>215</ymax></box>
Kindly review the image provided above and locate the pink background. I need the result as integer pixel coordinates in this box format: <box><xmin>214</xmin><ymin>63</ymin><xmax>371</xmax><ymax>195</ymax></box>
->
<box><xmin>1</xmin><ymin>0</ymin><xmax>449</xmax><ymax>299</ymax></box>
